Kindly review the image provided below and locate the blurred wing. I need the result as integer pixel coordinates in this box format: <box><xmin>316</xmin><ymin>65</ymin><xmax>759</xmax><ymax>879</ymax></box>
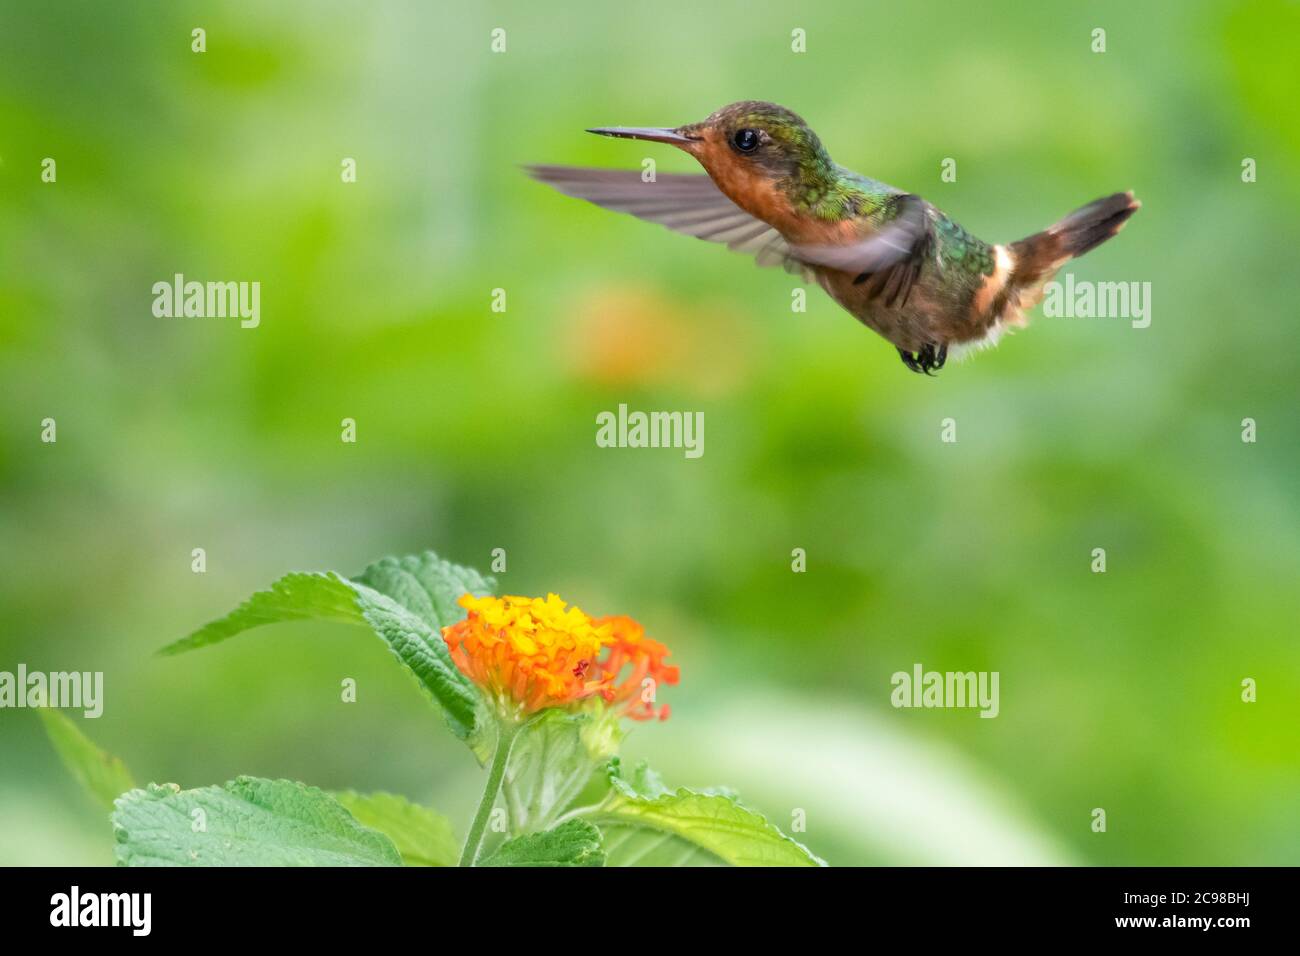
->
<box><xmin>526</xmin><ymin>165</ymin><xmax>812</xmax><ymax>278</ymax></box>
<box><xmin>791</xmin><ymin>194</ymin><xmax>937</xmax><ymax>308</ymax></box>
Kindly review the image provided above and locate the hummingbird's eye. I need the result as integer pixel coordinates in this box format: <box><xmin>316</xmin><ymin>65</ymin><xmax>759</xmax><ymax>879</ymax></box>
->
<box><xmin>731</xmin><ymin>128</ymin><xmax>761</xmax><ymax>153</ymax></box>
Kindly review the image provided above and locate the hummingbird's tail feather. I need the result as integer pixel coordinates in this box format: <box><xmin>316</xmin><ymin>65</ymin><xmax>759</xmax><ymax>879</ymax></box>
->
<box><xmin>1010</xmin><ymin>191</ymin><xmax>1140</xmax><ymax>283</ymax></box>
<box><xmin>996</xmin><ymin>191</ymin><xmax>1140</xmax><ymax>319</ymax></box>
<box><xmin>1044</xmin><ymin>190</ymin><xmax>1141</xmax><ymax>259</ymax></box>
<box><xmin>953</xmin><ymin>191</ymin><xmax>1139</xmax><ymax>361</ymax></box>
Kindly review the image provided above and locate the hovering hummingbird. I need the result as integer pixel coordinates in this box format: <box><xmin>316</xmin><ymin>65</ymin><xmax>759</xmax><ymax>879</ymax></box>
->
<box><xmin>528</xmin><ymin>101</ymin><xmax>1139</xmax><ymax>374</ymax></box>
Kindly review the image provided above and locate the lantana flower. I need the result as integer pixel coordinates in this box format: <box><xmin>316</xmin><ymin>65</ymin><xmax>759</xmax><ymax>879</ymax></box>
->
<box><xmin>442</xmin><ymin>592</ymin><xmax>684</xmax><ymax>865</ymax></box>
<box><xmin>588</xmin><ymin>614</ymin><xmax>679</xmax><ymax>721</ymax></box>
<box><xmin>441</xmin><ymin>593</ymin><xmax>678</xmax><ymax>723</ymax></box>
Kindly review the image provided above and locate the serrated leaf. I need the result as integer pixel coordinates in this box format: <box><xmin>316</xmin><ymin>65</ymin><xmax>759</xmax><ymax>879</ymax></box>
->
<box><xmin>351</xmin><ymin>552</ymin><xmax>495</xmax><ymax>633</ymax></box>
<box><xmin>588</xmin><ymin>763</ymin><xmax>825</xmax><ymax>867</ymax></box>
<box><xmin>479</xmin><ymin>819</ymin><xmax>604</xmax><ymax>867</ymax></box>
<box><xmin>599</xmin><ymin>824</ymin><xmax>726</xmax><ymax>866</ymax></box>
<box><xmin>332</xmin><ymin>791</ymin><xmax>458</xmax><ymax>867</ymax></box>
<box><xmin>157</xmin><ymin>552</ymin><xmax>494</xmax><ymax>742</ymax></box>
<box><xmin>113</xmin><ymin>777</ymin><xmax>402</xmax><ymax>867</ymax></box>
<box><xmin>608</xmin><ymin>759</ymin><xmax>671</xmax><ymax>799</ymax></box>
<box><xmin>38</xmin><ymin>709</ymin><xmax>137</xmax><ymax>812</ymax></box>
<box><xmin>612</xmin><ymin>760</ymin><xmax>740</xmax><ymax>803</ymax></box>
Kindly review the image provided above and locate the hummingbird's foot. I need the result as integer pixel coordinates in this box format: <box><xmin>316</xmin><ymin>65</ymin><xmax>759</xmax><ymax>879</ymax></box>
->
<box><xmin>898</xmin><ymin>342</ymin><xmax>947</xmax><ymax>375</ymax></box>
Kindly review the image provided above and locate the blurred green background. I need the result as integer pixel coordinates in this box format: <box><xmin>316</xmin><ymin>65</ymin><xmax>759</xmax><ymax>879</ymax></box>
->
<box><xmin>2</xmin><ymin>0</ymin><xmax>1297</xmax><ymax>866</ymax></box>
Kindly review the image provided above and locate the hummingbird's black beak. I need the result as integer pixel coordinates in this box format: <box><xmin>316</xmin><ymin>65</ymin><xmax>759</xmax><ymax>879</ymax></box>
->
<box><xmin>586</xmin><ymin>126</ymin><xmax>697</xmax><ymax>146</ymax></box>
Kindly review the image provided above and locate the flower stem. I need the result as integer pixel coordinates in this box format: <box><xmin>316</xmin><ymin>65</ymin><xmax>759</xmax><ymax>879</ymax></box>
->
<box><xmin>458</xmin><ymin>722</ymin><xmax>519</xmax><ymax>867</ymax></box>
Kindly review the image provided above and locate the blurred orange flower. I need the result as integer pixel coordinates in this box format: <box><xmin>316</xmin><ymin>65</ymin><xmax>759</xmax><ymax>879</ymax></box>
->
<box><xmin>566</xmin><ymin>284</ymin><xmax>752</xmax><ymax>396</ymax></box>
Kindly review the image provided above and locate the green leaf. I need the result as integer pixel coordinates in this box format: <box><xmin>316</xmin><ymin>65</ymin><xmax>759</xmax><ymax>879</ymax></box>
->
<box><xmin>609</xmin><ymin>759</ymin><xmax>670</xmax><ymax>798</ymax></box>
<box><xmin>332</xmin><ymin>791</ymin><xmax>458</xmax><ymax>867</ymax></box>
<box><xmin>479</xmin><ymin>819</ymin><xmax>605</xmax><ymax>867</ymax></box>
<box><xmin>586</xmin><ymin>762</ymin><xmax>825</xmax><ymax>867</ymax></box>
<box><xmin>500</xmin><ymin>709</ymin><xmax>617</xmax><ymax>835</ymax></box>
<box><xmin>598</xmin><ymin>824</ymin><xmax>726</xmax><ymax>866</ymax></box>
<box><xmin>351</xmin><ymin>552</ymin><xmax>495</xmax><ymax>633</ymax></box>
<box><xmin>38</xmin><ymin>709</ymin><xmax>137</xmax><ymax>812</ymax></box>
<box><xmin>157</xmin><ymin>551</ymin><xmax>495</xmax><ymax>742</ymax></box>
<box><xmin>113</xmin><ymin>777</ymin><xmax>402</xmax><ymax>866</ymax></box>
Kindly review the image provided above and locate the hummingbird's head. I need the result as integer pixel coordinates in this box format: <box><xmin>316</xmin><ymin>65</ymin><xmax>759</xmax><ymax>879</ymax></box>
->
<box><xmin>588</xmin><ymin>101</ymin><xmax>833</xmax><ymax>228</ymax></box>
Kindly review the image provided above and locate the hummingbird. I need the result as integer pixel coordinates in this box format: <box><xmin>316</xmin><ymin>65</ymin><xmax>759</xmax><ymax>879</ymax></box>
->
<box><xmin>528</xmin><ymin>101</ymin><xmax>1139</xmax><ymax>374</ymax></box>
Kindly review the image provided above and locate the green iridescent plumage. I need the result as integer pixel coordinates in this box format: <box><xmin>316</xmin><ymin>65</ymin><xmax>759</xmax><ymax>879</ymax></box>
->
<box><xmin>717</xmin><ymin>104</ymin><xmax>994</xmax><ymax>278</ymax></box>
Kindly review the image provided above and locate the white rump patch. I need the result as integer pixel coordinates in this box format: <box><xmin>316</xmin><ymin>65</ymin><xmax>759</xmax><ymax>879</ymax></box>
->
<box><xmin>949</xmin><ymin>245</ymin><xmax>1026</xmax><ymax>362</ymax></box>
<box><xmin>949</xmin><ymin>321</ymin><xmax>1010</xmax><ymax>362</ymax></box>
